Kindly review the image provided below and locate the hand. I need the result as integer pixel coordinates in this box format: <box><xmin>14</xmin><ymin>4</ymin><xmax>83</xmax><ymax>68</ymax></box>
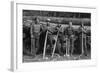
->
<box><xmin>31</xmin><ymin>35</ymin><xmax>34</xmax><ymax>38</ymax></box>
<box><xmin>71</xmin><ymin>35</ymin><xmax>74</xmax><ymax>38</ymax></box>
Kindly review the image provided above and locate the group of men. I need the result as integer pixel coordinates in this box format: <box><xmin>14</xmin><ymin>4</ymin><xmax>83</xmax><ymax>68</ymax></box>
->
<box><xmin>29</xmin><ymin>17</ymin><xmax>88</xmax><ymax>59</ymax></box>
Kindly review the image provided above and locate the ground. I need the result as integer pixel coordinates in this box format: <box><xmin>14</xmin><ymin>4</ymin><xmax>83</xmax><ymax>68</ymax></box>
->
<box><xmin>23</xmin><ymin>53</ymin><xmax>91</xmax><ymax>62</ymax></box>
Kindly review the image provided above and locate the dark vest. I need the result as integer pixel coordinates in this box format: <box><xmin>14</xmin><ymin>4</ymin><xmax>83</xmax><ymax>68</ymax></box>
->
<box><xmin>64</xmin><ymin>26</ymin><xmax>74</xmax><ymax>36</ymax></box>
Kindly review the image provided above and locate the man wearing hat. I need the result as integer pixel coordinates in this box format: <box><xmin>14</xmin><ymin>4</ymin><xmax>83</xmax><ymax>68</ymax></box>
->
<box><xmin>37</xmin><ymin>18</ymin><xmax>53</xmax><ymax>56</ymax></box>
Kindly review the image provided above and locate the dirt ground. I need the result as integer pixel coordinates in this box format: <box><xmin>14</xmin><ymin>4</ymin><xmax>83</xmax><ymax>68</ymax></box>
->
<box><xmin>23</xmin><ymin>53</ymin><xmax>91</xmax><ymax>63</ymax></box>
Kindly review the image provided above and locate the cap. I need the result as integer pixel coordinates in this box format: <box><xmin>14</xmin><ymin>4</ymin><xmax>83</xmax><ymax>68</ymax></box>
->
<box><xmin>47</xmin><ymin>18</ymin><xmax>51</xmax><ymax>22</ymax></box>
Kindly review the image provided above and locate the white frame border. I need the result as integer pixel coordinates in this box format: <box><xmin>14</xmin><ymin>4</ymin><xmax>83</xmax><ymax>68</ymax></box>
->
<box><xmin>11</xmin><ymin>1</ymin><xmax>97</xmax><ymax>72</ymax></box>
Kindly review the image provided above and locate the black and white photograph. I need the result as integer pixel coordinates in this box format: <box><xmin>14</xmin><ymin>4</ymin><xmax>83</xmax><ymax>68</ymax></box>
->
<box><xmin>11</xmin><ymin>2</ymin><xmax>97</xmax><ymax>71</ymax></box>
<box><xmin>23</xmin><ymin>10</ymin><xmax>91</xmax><ymax>62</ymax></box>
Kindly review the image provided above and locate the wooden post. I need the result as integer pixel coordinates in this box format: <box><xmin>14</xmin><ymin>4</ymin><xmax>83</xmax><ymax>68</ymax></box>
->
<box><xmin>79</xmin><ymin>23</ymin><xmax>84</xmax><ymax>58</ymax></box>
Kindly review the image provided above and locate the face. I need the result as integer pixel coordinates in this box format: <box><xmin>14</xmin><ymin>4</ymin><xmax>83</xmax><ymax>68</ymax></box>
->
<box><xmin>35</xmin><ymin>18</ymin><xmax>39</xmax><ymax>24</ymax></box>
<box><xmin>37</xmin><ymin>18</ymin><xmax>40</xmax><ymax>23</ymax></box>
<box><xmin>69</xmin><ymin>22</ymin><xmax>72</xmax><ymax>27</ymax></box>
<box><xmin>81</xmin><ymin>23</ymin><xmax>84</xmax><ymax>27</ymax></box>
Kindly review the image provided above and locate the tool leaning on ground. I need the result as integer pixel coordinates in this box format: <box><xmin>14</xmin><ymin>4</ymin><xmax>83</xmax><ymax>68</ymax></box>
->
<box><xmin>43</xmin><ymin>25</ymin><xmax>60</xmax><ymax>59</ymax></box>
<box><xmin>51</xmin><ymin>24</ymin><xmax>61</xmax><ymax>58</ymax></box>
<box><xmin>43</xmin><ymin>30</ymin><xmax>49</xmax><ymax>59</ymax></box>
<box><xmin>75</xmin><ymin>23</ymin><xmax>88</xmax><ymax>60</ymax></box>
<box><xmin>79</xmin><ymin>23</ymin><xmax>87</xmax><ymax>57</ymax></box>
<box><xmin>42</xmin><ymin>23</ymin><xmax>53</xmax><ymax>59</ymax></box>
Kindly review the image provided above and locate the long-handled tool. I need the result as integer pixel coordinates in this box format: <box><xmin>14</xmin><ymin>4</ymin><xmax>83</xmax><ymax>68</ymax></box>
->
<box><xmin>78</xmin><ymin>31</ymin><xmax>84</xmax><ymax>59</ymax></box>
<box><xmin>65</xmin><ymin>38</ymin><xmax>68</xmax><ymax>56</ymax></box>
<box><xmin>81</xmin><ymin>29</ymin><xmax>84</xmax><ymax>55</ymax></box>
<box><xmin>78</xmin><ymin>24</ymin><xmax>84</xmax><ymax>58</ymax></box>
<box><xmin>65</xmin><ymin>38</ymin><xmax>70</xmax><ymax>57</ymax></box>
<box><xmin>51</xmin><ymin>30</ymin><xmax>59</xmax><ymax>58</ymax></box>
<box><xmin>70</xmin><ymin>35</ymin><xmax>75</xmax><ymax>57</ymax></box>
<box><xmin>43</xmin><ymin>30</ymin><xmax>48</xmax><ymax>59</ymax></box>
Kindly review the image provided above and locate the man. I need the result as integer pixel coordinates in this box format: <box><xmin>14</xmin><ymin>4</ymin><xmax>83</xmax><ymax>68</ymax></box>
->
<box><xmin>64</xmin><ymin>22</ymin><xmax>75</xmax><ymax>56</ymax></box>
<box><xmin>78</xmin><ymin>23</ymin><xmax>88</xmax><ymax>57</ymax></box>
<box><xmin>51</xmin><ymin>23</ymin><xmax>66</xmax><ymax>57</ymax></box>
<box><xmin>30</xmin><ymin>17</ymin><xmax>41</xmax><ymax>56</ymax></box>
<box><xmin>37</xmin><ymin>18</ymin><xmax>53</xmax><ymax>56</ymax></box>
